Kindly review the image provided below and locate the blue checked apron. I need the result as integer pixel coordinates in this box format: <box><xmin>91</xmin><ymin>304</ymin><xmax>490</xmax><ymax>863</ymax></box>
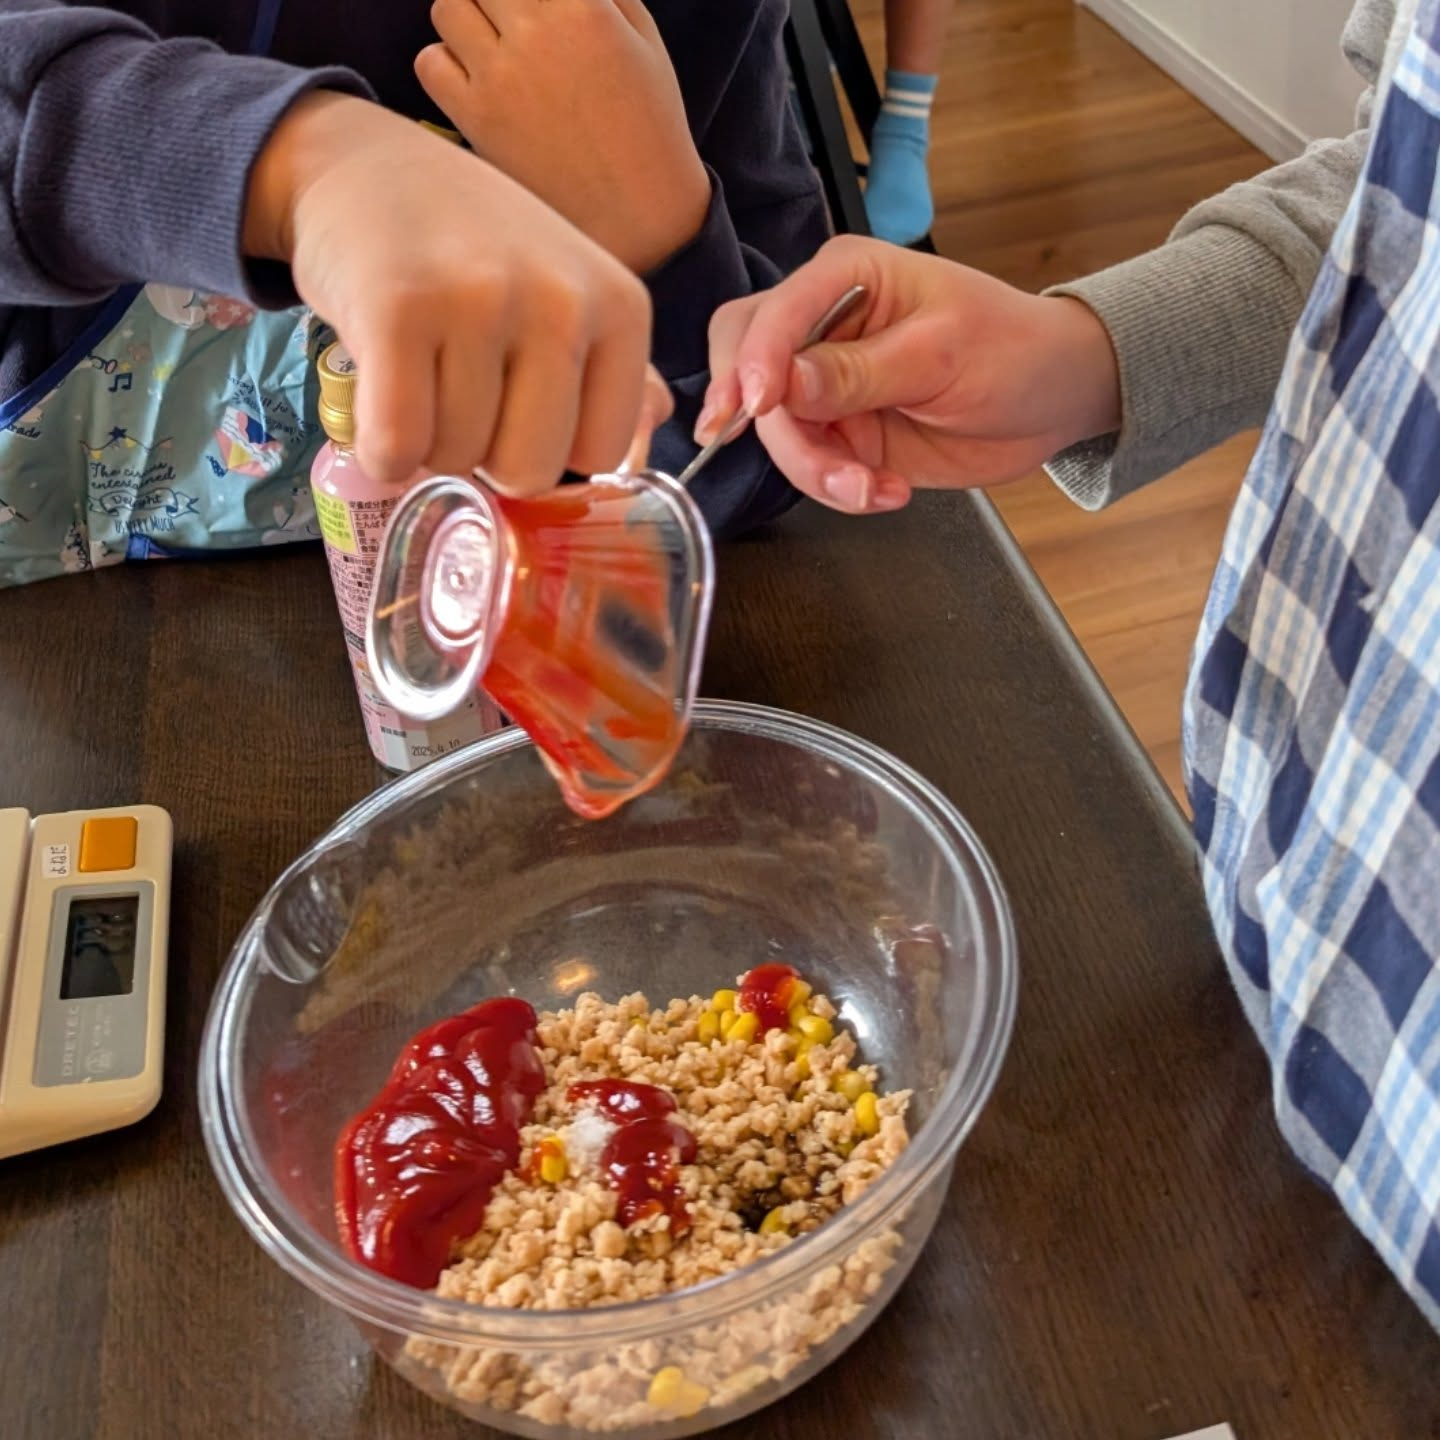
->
<box><xmin>0</xmin><ymin>0</ymin><xmax>329</xmax><ymax>589</ymax></box>
<box><xmin>1183</xmin><ymin>0</ymin><xmax>1440</xmax><ymax>1329</ymax></box>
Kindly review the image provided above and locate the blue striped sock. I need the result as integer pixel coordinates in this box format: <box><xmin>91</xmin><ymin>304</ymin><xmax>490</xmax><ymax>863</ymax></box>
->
<box><xmin>865</xmin><ymin>69</ymin><xmax>937</xmax><ymax>245</ymax></box>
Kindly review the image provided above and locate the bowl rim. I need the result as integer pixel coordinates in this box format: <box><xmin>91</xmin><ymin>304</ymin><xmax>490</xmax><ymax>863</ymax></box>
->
<box><xmin>199</xmin><ymin>700</ymin><xmax>1018</xmax><ymax>1348</ymax></box>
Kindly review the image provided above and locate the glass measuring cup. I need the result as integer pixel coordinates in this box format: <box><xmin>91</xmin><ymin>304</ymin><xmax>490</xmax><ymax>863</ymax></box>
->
<box><xmin>366</xmin><ymin>469</ymin><xmax>714</xmax><ymax>821</ymax></box>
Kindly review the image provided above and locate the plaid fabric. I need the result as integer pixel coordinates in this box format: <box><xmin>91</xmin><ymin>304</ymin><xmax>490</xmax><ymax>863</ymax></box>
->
<box><xmin>1184</xmin><ymin>0</ymin><xmax>1440</xmax><ymax>1328</ymax></box>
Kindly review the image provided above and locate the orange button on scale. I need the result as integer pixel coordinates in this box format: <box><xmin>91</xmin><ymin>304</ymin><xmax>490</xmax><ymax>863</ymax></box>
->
<box><xmin>78</xmin><ymin>816</ymin><xmax>138</xmax><ymax>873</ymax></box>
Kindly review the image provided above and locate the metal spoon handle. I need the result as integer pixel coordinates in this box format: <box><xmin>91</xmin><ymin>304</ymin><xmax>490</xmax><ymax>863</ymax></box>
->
<box><xmin>676</xmin><ymin>283</ymin><xmax>869</xmax><ymax>488</ymax></box>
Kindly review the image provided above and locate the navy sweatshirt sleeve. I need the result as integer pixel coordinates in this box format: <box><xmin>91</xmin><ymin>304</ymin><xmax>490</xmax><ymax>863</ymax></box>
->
<box><xmin>0</xmin><ymin>2</ymin><xmax>367</xmax><ymax>307</ymax></box>
<box><xmin>644</xmin><ymin>0</ymin><xmax>830</xmax><ymax>536</ymax></box>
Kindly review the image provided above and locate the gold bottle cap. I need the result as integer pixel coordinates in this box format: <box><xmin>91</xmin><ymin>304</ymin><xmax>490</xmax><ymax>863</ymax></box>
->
<box><xmin>419</xmin><ymin>119</ymin><xmax>464</xmax><ymax>145</ymax></box>
<box><xmin>317</xmin><ymin>341</ymin><xmax>358</xmax><ymax>446</ymax></box>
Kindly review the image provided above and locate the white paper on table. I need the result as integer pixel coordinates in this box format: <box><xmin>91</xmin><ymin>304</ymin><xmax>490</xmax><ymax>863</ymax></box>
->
<box><xmin>1165</xmin><ymin>1427</ymin><xmax>1237</xmax><ymax>1440</ymax></box>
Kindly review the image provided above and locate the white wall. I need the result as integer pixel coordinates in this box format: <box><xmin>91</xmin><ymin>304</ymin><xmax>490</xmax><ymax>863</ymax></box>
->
<box><xmin>1080</xmin><ymin>0</ymin><xmax>1365</xmax><ymax>160</ymax></box>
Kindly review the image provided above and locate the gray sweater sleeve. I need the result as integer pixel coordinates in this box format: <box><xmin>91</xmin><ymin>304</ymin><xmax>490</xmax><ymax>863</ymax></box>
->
<box><xmin>1043</xmin><ymin>0</ymin><xmax>1392</xmax><ymax>509</ymax></box>
<box><xmin>0</xmin><ymin>1</ymin><xmax>368</xmax><ymax>309</ymax></box>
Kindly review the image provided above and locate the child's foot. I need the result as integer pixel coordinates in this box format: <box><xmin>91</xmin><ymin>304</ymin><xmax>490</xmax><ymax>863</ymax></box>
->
<box><xmin>864</xmin><ymin>70</ymin><xmax>937</xmax><ymax>245</ymax></box>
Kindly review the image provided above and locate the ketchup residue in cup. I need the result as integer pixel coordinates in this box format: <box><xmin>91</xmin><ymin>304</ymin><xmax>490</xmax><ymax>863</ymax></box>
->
<box><xmin>567</xmin><ymin>1080</ymin><xmax>698</xmax><ymax>1234</ymax></box>
<box><xmin>334</xmin><ymin>998</ymin><xmax>545</xmax><ymax>1288</ymax></box>
<box><xmin>738</xmin><ymin>962</ymin><xmax>803</xmax><ymax>1033</ymax></box>
<box><xmin>481</xmin><ymin>486</ymin><xmax>687</xmax><ymax>821</ymax></box>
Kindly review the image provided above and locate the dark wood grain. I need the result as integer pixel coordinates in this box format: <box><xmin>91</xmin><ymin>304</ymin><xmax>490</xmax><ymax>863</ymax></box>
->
<box><xmin>2</xmin><ymin>496</ymin><xmax>1435</xmax><ymax>1440</ymax></box>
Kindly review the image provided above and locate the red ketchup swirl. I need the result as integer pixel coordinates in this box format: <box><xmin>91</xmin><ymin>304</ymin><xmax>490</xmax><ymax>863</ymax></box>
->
<box><xmin>738</xmin><ymin>962</ymin><xmax>803</xmax><ymax>1033</ymax></box>
<box><xmin>334</xmin><ymin>997</ymin><xmax>545</xmax><ymax>1288</ymax></box>
<box><xmin>567</xmin><ymin>1080</ymin><xmax>697</xmax><ymax>1235</ymax></box>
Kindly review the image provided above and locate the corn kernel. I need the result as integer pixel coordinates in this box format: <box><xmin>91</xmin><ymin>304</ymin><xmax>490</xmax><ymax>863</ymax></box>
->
<box><xmin>538</xmin><ymin>1138</ymin><xmax>567</xmax><ymax>1185</ymax></box>
<box><xmin>648</xmin><ymin>1367</ymin><xmax>710</xmax><ymax>1418</ymax></box>
<box><xmin>759</xmin><ymin>1206</ymin><xmax>790</xmax><ymax>1235</ymax></box>
<box><xmin>795</xmin><ymin>1013</ymin><xmax>833</xmax><ymax>1045</ymax></box>
<box><xmin>727</xmin><ymin>1011</ymin><xmax>759</xmax><ymax>1045</ymax></box>
<box><xmin>784</xmin><ymin>978</ymin><xmax>813</xmax><ymax>1009</ymax></box>
<box><xmin>697</xmin><ymin>1010</ymin><xmax>721</xmax><ymax>1044</ymax></box>
<box><xmin>349</xmin><ymin>902</ymin><xmax>383</xmax><ymax>948</ymax></box>
<box><xmin>711</xmin><ymin>988</ymin><xmax>738</xmax><ymax>1012</ymax></box>
<box><xmin>833</xmin><ymin>1069</ymin><xmax>868</xmax><ymax>1102</ymax></box>
<box><xmin>854</xmin><ymin>1090</ymin><xmax>880</xmax><ymax>1136</ymax></box>
<box><xmin>787</xmin><ymin>1000</ymin><xmax>810</xmax><ymax>1028</ymax></box>
<box><xmin>719</xmin><ymin>1008</ymin><xmax>738</xmax><ymax>1037</ymax></box>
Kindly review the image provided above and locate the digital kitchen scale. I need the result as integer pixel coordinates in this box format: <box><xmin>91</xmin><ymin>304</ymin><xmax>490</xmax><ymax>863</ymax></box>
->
<box><xmin>0</xmin><ymin>806</ymin><xmax>171</xmax><ymax>1159</ymax></box>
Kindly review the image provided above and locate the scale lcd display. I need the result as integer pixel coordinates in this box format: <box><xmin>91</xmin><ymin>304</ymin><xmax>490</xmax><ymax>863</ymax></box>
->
<box><xmin>60</xmin><ymin>894</ymin><xmax>139</xmax><ymax>1000</ymax></box>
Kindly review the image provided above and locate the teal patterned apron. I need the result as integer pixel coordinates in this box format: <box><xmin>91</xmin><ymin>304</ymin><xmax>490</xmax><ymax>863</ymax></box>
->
<box><xmin>0</xmin><ymin>0</ymin><xmax>328</xmax><ymax>589</ymax></box>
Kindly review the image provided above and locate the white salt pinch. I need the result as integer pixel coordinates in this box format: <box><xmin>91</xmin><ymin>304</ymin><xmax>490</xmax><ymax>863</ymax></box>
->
<box><xmin>565</xmin><ymin>1105</ymin><xmax>617</xmax><ymax>1171</ymax></box>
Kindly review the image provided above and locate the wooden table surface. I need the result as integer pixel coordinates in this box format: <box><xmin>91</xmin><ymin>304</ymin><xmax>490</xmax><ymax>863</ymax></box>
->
<box><xmin>1</xmin><ymin>493</ymin><xmax>1434</xmax><ymax>1440</ymax></box>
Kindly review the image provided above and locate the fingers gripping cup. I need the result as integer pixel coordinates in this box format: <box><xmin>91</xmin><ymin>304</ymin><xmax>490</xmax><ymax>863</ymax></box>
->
<box><xmin>367</xmin><ymin>472</ymin><xmax>714</xmax><ymax>820</ymax></box>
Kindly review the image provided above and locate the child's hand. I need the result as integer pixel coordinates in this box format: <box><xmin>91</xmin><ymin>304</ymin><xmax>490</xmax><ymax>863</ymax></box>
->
<box><xmin>701</xmin><ymin>237</ymin><xmax>1122</xmax><ymax>513</ymax></box>
<box><xmin>245</xmin><ymin>92</ymin><xmax>670</xmax><ymax>491</ymax></box>
<box><xmin>416</xmin><ymin>0</ymin><xmax>712</xmax><ymax>275</ymax></box>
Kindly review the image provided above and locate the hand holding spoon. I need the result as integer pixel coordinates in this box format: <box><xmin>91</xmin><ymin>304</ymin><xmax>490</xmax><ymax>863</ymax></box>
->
<box><xmin>675</xmin><ymin>284</ymin><xmax>869</xmax><ymax>488</ymax></box>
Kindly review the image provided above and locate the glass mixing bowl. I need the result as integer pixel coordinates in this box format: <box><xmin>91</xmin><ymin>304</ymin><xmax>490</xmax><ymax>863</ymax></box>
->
<box><xmin>200</xmin><ymin>701</ymin><xmax>1016</xmax><ymax>1439</ymax></box>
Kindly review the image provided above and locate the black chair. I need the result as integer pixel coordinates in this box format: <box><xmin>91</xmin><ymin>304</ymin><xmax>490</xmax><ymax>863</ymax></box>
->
<box><xmin>784</xmin><ymin>0</ymin><xmax>938</xmax><ymax>253</ymax></box>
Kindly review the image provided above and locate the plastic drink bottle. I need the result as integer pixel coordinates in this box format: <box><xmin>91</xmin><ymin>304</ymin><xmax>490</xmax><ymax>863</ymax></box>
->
<box><xmin>312</xmin><ymin>342</ymin><xmax>503</xmax><ymax>771</ymax></box>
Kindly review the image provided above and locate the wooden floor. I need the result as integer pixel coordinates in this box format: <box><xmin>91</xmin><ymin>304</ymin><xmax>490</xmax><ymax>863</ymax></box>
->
<box><xmin>850</xmin><ymin>0</ymin><xmax>1267</xmax><ymax>802</ymax></box>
